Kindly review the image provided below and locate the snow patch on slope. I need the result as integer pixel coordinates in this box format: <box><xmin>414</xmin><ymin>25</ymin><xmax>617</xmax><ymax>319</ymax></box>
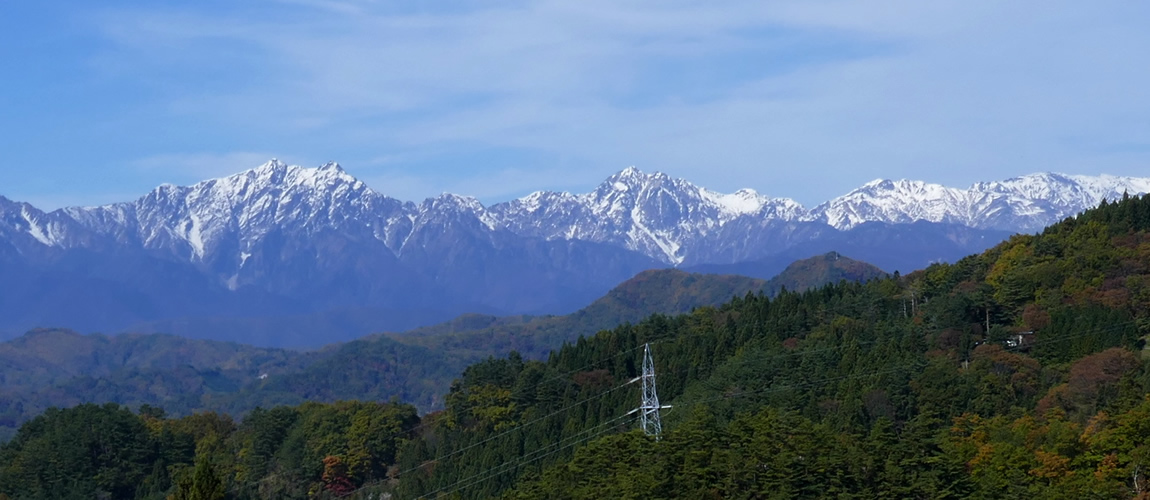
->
<box><xmin>20</xmin><ymin>206</ymin><xmax>55</xmax><ymax>246</ymax></box>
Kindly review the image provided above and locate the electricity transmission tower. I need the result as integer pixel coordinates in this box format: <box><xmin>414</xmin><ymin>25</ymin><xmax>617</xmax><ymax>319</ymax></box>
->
<box><xmin>637</xmin><ymin>343</ymin><xmax>671</xmax><ymax>439</ymax></box>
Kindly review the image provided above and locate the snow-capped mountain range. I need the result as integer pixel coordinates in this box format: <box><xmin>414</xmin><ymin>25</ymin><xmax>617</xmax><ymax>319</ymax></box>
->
<box><xmin>813</xmin><ymin>174</ymin><xmax>1150</xmax><ymax>234</ymax></box>
<box><xmin>491</xmin><ymin>168</ymin><xmax>1150</xmax><ymax>264</ymax></box>
<box><xmin>1</xmin><ymin>159</ymin><xmax>1145</xmax><ymax>346</ymax></box>
<box><xmin>8</xmin><ymin>160</ymin><xmax>1148</xmax><ymax>266</ymax></box>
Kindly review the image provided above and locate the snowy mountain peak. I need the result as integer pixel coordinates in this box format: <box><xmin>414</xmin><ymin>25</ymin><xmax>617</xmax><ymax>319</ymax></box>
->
<box><xmin>700</xmin><ymin>187</ymin><xmax>769</xmax><ymax>216</ymax></box>
<box><xmin>855</xmin><ymin>178</ymin><xmax>943</xmax><ymax>194</ymax></box>
<box><xmin>812</xmin><ymin>178</ymin><xmax>963</xmax><ymax>230</ymax></box>
<box><xmin>317</xmin><ymin>161</ymin><xmax>343</xmax><ymax>172</ymax></box>
<box><xmin>0</xmin><ymin>197</ymin><xmax>68</xmax><ymax>248</ymax></box>
<box><xmin>598</xmin><ymin>166</ymin><xmax>673</xmax><ymax>193</ymax></box>
<box><xmin>417</xmin><ymin>193</ymin><xmax>499</xmax><ymax>230</ymax></box>
<box><xmin>261</xmin><ymin>158</ymin><xmax>288</xmax><ymax>169</ymax></box>
<box><xmin>224</xmin><ymin>159</ymin><xmax>362</xmax><ymax>191</ymax></box>
<box><xmin>424</xmin><ymin>193</ymin><xmax>485</xmax><ymax>212</ymax></box>
<box><xmin>614</xmin><ymin>165</ymin><xmax>644</xmax><ymax>178</ymax></box>
<box><xmin>488</xmin><ymin>168</ymin><xmax>812</xmax><ymax>265</ymax></box>
<box><xmin>50</xmin><ymin>160</ymin><xmax>390</xmax><ymax>264</ymax></box>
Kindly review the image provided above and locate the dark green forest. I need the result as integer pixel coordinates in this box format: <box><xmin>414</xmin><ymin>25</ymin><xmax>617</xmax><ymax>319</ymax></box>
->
<box><xmin>6</xmin><ymin>194</ymin><xmax>1150</xmax><ymax>498</ymax></box>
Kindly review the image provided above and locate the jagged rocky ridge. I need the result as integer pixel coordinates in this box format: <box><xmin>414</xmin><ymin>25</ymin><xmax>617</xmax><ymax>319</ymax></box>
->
<box><xmin>1</xmin><ymin>160</ymin><xmax>1145</xmax><ymax>345</ymax></box>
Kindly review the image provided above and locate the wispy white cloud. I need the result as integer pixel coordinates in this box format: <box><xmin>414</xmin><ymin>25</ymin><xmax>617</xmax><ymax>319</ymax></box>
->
<box><xmin>77</xmin><ymin>0</ymin><xmax>1150</xmax><ymax>205</ymax></box>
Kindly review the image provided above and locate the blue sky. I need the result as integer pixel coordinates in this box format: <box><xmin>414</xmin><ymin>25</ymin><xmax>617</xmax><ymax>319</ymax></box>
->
<box><xmin>2</xmin><ymin>1</ymin><xmax>1149</xmax><ymax>209</ymax></box>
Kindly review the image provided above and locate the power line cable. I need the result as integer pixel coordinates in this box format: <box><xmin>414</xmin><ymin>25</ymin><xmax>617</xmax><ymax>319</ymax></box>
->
<box><xmin>391</xmin><ymin>377</ymin><xmax>639</xmax><ymax>480</ymax></box>
<box><xmin>418</xmin><ymin>413</ymin><xmax>638</xmax><ymax>499</ymax></box>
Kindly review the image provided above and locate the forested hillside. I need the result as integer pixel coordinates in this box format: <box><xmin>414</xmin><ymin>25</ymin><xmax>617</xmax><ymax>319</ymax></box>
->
<box><xmin>0</xmin><ymin>401</ymin><xmax>418</xmax><ymax>499</ymax></box>
<box><xmin>6</xmin><ymin>194</ymin><xmax>1150</xmax><ymax>498</ymax></box>
<box><xmin>487</xmin><ymin>194</ymin><xmax>1150</xmax><ymax>499</ymax></box>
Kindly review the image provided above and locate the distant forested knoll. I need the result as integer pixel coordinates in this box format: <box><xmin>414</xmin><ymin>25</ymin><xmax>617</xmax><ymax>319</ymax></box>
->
<box><xmin>762</xmin><ymin>250</ymin><xmax>886</xmax><ymax>296</ymax></box>
<box><xmin>5</xmin><ymin>195</ymin><xmax>1150</xmax><ymax>498</ymax></box>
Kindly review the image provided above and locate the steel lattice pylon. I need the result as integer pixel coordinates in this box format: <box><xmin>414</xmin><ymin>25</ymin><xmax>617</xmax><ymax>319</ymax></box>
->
<box><xmin>639</xmin><ymin>342</ymin><xmax>667</xmax><ymax>438</ymax></box>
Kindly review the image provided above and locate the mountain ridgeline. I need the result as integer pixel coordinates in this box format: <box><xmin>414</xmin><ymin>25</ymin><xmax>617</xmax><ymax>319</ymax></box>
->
<box><xmin>6</xmin><ymin>194</ymin><xmax>1150</xmax><ymax>498</ymax></box>
<box><xmin>2</xmin><ymin>161</ymin><xmax>1145</xmax><ymax>346</ymax></box>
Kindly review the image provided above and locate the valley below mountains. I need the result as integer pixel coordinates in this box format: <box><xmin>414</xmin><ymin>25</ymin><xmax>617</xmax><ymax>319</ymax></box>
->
<box><xmin>0</xmin><ymin>255</ymin><xmax>884</xmax><ymax>440</ymax></box>
<box><xmin>2</xmin><ymin>160</ymin><xmax>1147</xmax><ymax>346</ymax></box>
